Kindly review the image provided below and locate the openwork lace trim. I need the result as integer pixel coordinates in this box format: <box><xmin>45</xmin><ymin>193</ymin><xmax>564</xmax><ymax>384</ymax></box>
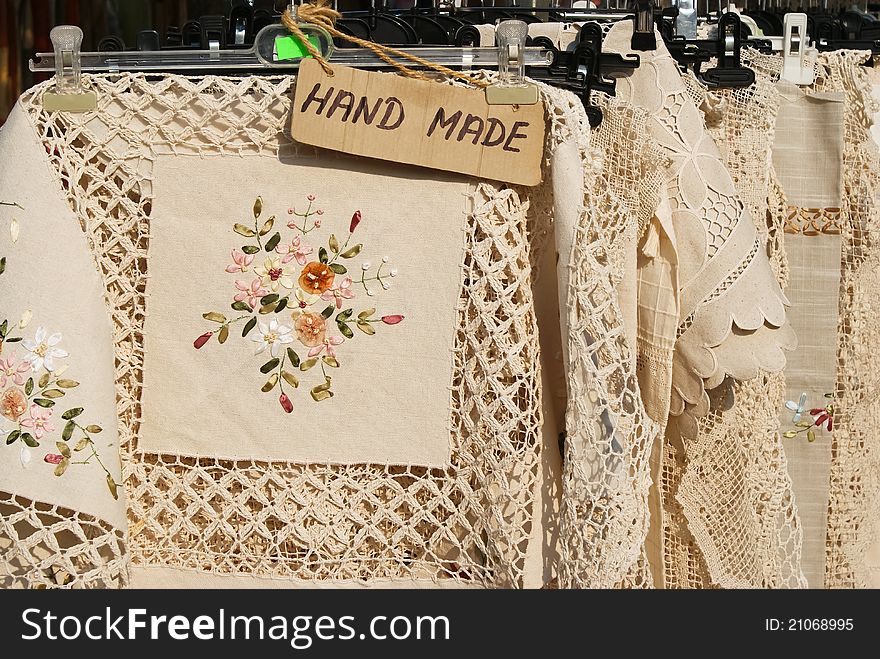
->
<box><xmin>21</xmin><ymin>73</ymin><xmax>544</xmax><ymax>586</ymax></box>
<box><xmin>0</xmin><ymin>490</ymin><xmax>128</xmax><ymax>588</ymax></box>
<box><xmin>783</xmin><ymin>206</ymin><xmax>844</xmax><ymax>235</ymax></box>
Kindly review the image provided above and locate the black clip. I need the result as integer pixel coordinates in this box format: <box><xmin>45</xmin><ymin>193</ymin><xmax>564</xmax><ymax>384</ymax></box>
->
<box><xmin>632</xmin><ymin>0</ymin><xmax>657</xmax><ymax>51</ymax></box>
<box><xmin>531</xmin><ymin>23</ymin><xmax>640</xmax><ymax>128</ymax></box>
<box><xmin>665</xmin><ymin>12</ymin><xmax>754</xmax><ymax>88</ymax></box>
<box><xmin>228</xmin><ymin>0</ymin><xmax>254</xmax><ymax>47</ymax></box>
<box><xmin>702</xmin><ymin>12</ymin><xmax>754</xmax><ymax>88</ymax></box>
<box><xmin>200</xmin><ymin>15</ymin><xmax>227</xmax><ymax>50</ymax></box>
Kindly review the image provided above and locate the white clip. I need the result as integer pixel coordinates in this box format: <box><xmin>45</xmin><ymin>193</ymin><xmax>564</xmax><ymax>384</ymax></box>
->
<box><xmin>781</xmin><ymin>13</ymin><xmax>815</xmax><ymax>85</ymax></box>
<box><xmin>486</xmin><ymin>20</ymin><xmax>538</xmax><ymax>106</ymax></box>
<box><xmin>42</xmin><ymin>26</ymin><xmax>97</xmax><ymax>112</ymax></box>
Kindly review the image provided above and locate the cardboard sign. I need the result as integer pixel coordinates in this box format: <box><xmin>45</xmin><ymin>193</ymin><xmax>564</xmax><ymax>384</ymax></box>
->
<box><xmin>291</xmin><ymin>59</ymin><xmax>545</xmax><ymax>186</ymax></box>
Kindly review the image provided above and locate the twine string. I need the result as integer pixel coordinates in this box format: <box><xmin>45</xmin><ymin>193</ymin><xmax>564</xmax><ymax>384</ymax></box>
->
<box><xmin>281</xmin><ymin>2</ymin><xmax>489</xmax><ymax>88</ymax></box>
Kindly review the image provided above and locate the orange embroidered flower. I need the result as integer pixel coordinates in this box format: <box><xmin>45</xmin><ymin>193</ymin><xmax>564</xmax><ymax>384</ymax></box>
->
<box><xmin>298</xmin><ymin>261</ymin><xmax>336</xmax><ymax>295</ymax></box>
<box><xmin>294</xmin><ymin>312</ymin><xmax>326</xmax><ymax>348</ymax></box>
<box><xmin>0</xmin><ymin>387</ymin><xmax>28</xmax><ymax>421</ymax></box>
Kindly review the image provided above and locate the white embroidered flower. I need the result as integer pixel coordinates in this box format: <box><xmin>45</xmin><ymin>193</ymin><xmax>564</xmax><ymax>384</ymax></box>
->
<box><xmin>21</xmin><ymin>327</ymin><xmax>68</xmax><ymax>372</ymax></box>
<box><xmin>19</xmin><ymin>446</ymin><xmax>31</xmax><ymax>467</ymax></box>
<box><xmin>255</xmin><ymin>256</ymin><xmax>296</xmax><ymax>292</ymax></box>
<box><xmin>250</xmin><ymin>319</ymin><xmax>294</xmax><ymax>358</ymax></box>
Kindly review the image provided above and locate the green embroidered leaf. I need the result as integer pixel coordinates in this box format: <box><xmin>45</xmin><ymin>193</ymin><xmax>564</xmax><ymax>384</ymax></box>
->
<box><xmin>275</xmin><ymin>297</ymin><xmax>288</xmax><ymax>313</ymax></box>
<box><xmin>319</xmin><ymin>247</ymin><xmax>328</xmax><ymax>263</ymax></box>
<box><xmin>329</xmin><ymin>234</ymin><xmax>340</xmax><ymax>253</ymax></box>
<box><xmin>62</xmin><ymin>421</ymin><xmax>75</xmax><ymax>441</ymax></box>
<box><xmin>42</xmin><ymin>389</ymin><xmax>65</xmax><ymax>399</ymax></box>
<box><xmin>56</xmin><ymin>379</ymin><xmax>79</xmax><ymax>389</ymax></box>
<box><xmin>62</xmin><ymin>408</ymin><xmax>84</xmax><ymax>420</ymax></box>
<box><xmin>281</xmin><ymin>371</ymin><xmax>299</xmax><ymax>388</ymax></box>
<box><xmin>260</xmin><ymin>294</ymin><xmax>279</xmax><ymax>305</ymax></box>
<box><xmin>782</xmin><ymin>430</ymin><xmax>797</xmax><ymax>438</ymax></box>
<box><xmin>356</xmin><ymin>319</ymin><xmax>376</xmax><ymax>335</ymax></box>
<box><xmin>261</xmin><ymin>373</ymin><xmax>279</xmax><ymax>392</ymax></box>
<box><xmin>242</xmin><ymin>317</ymin><xmax>258</xmax><ymax>338</ymax></box>
<box><xmin>253</xmin><ymin>196</ymin><xmax>263</xmax><ymax>219</ymax></box>
<box><xmin>74</xmin><ymin>438</ymin><xmax>90</xmax><ymax>451</ymax></box>
<box><xmin>54</xmin><ymin>458</ymin><xmax>69</xmax><ymax>477</ymax></box>
<box><xmin>107</xmin><ymin>474</ymin><xmax>119</xmax><ymax>500</ymax></box>
<box><xmin>286</xmin><ymin>348</ymin><xmax>300</xmax><ymax>367</ymax></box>
<box><xmin>21</xmin><ymin>433</ymin><xmax>38</xmax><ymax>448</ymax></box>
<box><xmin>322</xmin><ymin>356</ymin><xmax>340</xmax><ymax>368</ymax></box>
<box><xmin>340</xmin><ymin>244</ymin><xmax>362</xmax><ymax>259</ymax></box>
<box><xmin>231</xmin><ymin>301</ymin><xmax>252</xmax><ymax>312</ymax></box>
<box><xmin>0</xmin><ymin>256</ymin><xmax>5</xmax><ymax>275</ymax></box>
<box><xmin>203</xmin><ymin>311</ymin><xmax>227</xmax><ymax>323</ymax></box>
<box><xmin>5</xmin><ymin>430</ymin><xmax>20</xmax><ymax>445</ymax></box>
<box><xmin>310</xmin><ymin>378</ymin><xmax>333</xmax><ymax>401</ymax></box>
<box><xmin>218</xmin><ymin>326</ymin><xmax>229</xmax><ymax>344</ymax></box>
<box><xmin>33</xmin><ymin>398</ymin><xmax>55</xmax><ymax>408</ymax></box>
<box><xmin>242</xmin><ymin>245</ymin><xmax>261</xmax><ymax>255</ymax></box>
<box><xmin>85</xmin><ymin>425</ymin><xmax>103</xmax><ymax>434</ymax></box>
<box><xmin>38</xmin><ymin>372</ymin><xmax>50</xmax><ymax>388</ymax></box>
<box><xmin>321</xmin><ymin>305</ymin><xmax>334</xmax><ymax>319</ymax></box>
<box><xmin>337</xmin><ymin>321</ymin><xmax>354</xmax><ymax>339</ymax></box>
<box><xmin>24</xmin><ymin>377</ymin><xmax>33</xmax><ymax>396</ymax></box>
<box><xmin>265</xmin><ymin>232</ymin><xmax>281</xmax><ymax>252</ymax></box>
<box><xmin>259</xmin><ymin>216</ymin><xmax>275</xmax><ymax>236</ymax></box>
<box><xmin>300</xmin><ymin>358</ymin><xmax>318</xmax><ymax>372</ymax></box>
<box><xmin>807</xmin><ymin>429</ymin><xmax>816</xmax><ymax>443</ymax></box>
<box><xmin>57</xmin><ymin>441</ymin><xmax>71</xmax><ymax>458</ymax></box>
<box><xmin>260</xmin><ymin>358</ymin><xmax>280</xmax><ymax>374</ymax></box>
<box><xmin>260</xmin><ymin>302</ymin><xmax>278</xmax><ymax>314</ymax></box>
<box><xmin>337</xmin><ymin>308</ymin><xmax>353</xmax><ymax>322</ymax></box>
<box><xmin>795</xmin><ymin>420</ymin><xmax>812</xmax><ymax>428</ymax></box>
<box><xmin>358</xmin><ymin>308</ymin><xmax>375</xmax><ymax>320</ymax></box>
<box><xmin>0</xmin><ymin>319</ymin><xmax>6</xmax><ymax>338</ymax></box>
<box><xmin>4</xmin><ymin>337</ymin><xmax>21</xmax><ymax>343</ymax></box>
<box><xmin>329</xmin><ymin>263</ymin><xmax>347</xmax><ymax>275</ymax></box>
<box><xmin>234</xmin><ymin>223</ymin><xmax>257</xmax><ymax>237</ymax></box>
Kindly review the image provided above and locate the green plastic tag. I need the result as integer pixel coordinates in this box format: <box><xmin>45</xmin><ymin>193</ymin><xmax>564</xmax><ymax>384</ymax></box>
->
<box><xmin>274</xmin><ymin>35</ymin><xmax>320</xmax><ymax>61</ymax></box>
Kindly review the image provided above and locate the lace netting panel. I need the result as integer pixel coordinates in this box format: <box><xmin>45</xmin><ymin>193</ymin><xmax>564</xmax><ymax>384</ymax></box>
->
<box><xmin>0</xmin><ymin>492</ymin><xmax>128</xmax><ymax>588</ymax></box>
<box><xmin>21</xmin><ymin>73</ymin><xmax>547</xmax><ymax>586</ymax></box>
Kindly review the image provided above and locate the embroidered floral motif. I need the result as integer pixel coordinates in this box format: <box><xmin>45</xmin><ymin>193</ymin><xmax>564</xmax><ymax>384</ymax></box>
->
<box><xmin>0</xmin><ymin>318</ymin><xmax>119</xmax><ymax>499</ymax></box>
<box><xmin>782</xmin><ymin>392</ymin><xmax>835</xmax><ymax>442</ymax></box>
<box><xmin>195</xmin><ymin>195</ymin><xmax>404</xmax><ymax>413</ymax></box>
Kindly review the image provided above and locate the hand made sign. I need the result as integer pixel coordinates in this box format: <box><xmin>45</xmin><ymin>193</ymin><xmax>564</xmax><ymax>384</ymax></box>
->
<box><xmin>291</xmin><ymin>59</ymin><xmax>545</xmax><ymax>186</ymax></box>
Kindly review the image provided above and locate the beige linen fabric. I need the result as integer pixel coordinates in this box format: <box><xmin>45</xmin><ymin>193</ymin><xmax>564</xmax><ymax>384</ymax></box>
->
<box><xmin>772</xmin><ymin>82</ymin><xmax>845</xmax><ymax>209</ymax></box>
<box><xmin>778</xmin><ymin>237</ymin><xmax>839</xmax><ymax>588</ymax></box>
<box><xmin>0</xmin><ymin>105</ymin><xmax>124</xmax><ymax>527</ymax></box>
<box><xmin>770</xmin><ymin>82</ymin><xmax>844</xmax><ymax>588</ymax></box>
<box><xmin>142</xmin><ymin>156</ymin><xmax>466</xmax><ymax>466</ymax></box>
<box><xmin>0</xmin><ymin>104</ymin><xmax>127</xmax><ymax>587</ymax></box>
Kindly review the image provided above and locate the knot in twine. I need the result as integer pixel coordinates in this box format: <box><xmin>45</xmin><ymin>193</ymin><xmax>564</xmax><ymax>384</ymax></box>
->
<box><xmin>281</xmin><ymin>1</ymin><xmax>488</xmax><ymax>88</ymax></box>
